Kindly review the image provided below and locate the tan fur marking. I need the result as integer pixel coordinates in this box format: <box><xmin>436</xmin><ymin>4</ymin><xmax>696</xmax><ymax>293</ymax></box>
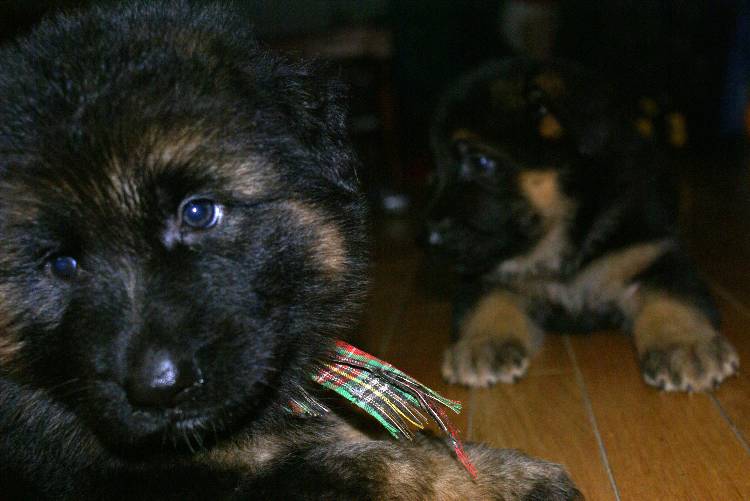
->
<box><xmin>0</xmin><ymin>287</ymin><xmax>23</xmax><ymax>367</ymax></box>
<box><xmin>285</xmin><ymin>201</ymin><xmax>347</xmax><ymax>276</ymax></box>
<box><xmin>146</xmin><ymin>133</ymin><xmax>205</xmax><ymax>167</ymax></box>
<box><xmin>443</xmin><ymin>291</ymin><xmax>539</xmax><ymax>387</ymax></box>
<box><xmin>572</xmin><ymin>240</ymin><xmax>672</xmax><ymax>314</ymax></box>
<box><xmin>200</xmin><ymin>434</ymin><xmax>284</xmax><ymax>471</ymax></box>
<box><xmin>510</xmin><ymin>239</ymin><xmax>671</xmax><ymax>314</ymax></box>
<box><xmin>496</xmin><ymin>172</ymin><xmax>574</xmax><ymax>279</ymax></box>
<box><xmin>497</xmin><ymin>223</ymin><xmax>571</xmax><ymax>280</ymax></box>
<box><xmin>450</xmin><ymin>128</ymin><xmax>482</xmax><ymax>143</ymax></box>
<box><xmin>0</xmin><ymin>335</ymin><xmax>23</xmax><ymax>367</ymax></box>
<box><xmin>632</xmin><ymin>291</ymin><xmax>738</xmax><ymax>391</ymax></box>
<box><xmin>538</xmin><ymin>114</ymin><xmax>563</xmax><ymax>140</ymax></box>
<box><xmin>106</xmin><ymin>127</ymin><xmax>274</xmax><ymax>211</ymax></box>
<box><xmin>667</xmin><ymin>112</ymin><xmax>688</xmax><ymax>147</ymax></box>
<box><xmin>228</xmin><ymin>159</ymin><xmax>276</xmax><ymax>199</ymax></box>
<box><xmin>518</xmin><ymin>170</ymin><xmax>566</xmax><ymax>222</ymax></box>
<box><xmin>533</xmin><ymin>71</ymin><xmax>565</xmax><ymax>98</ymax></box>
<box><xmin>460</xmin><ymin>291</ymin><xmax>535</xmax><ymax>347</ymax></box>
<box><xmin>633</xmin><ymin>293</ymin><xmax>715</xmax><ymax>353</ymax></box>
<box><xmin>634</xmin><ymin>117</ymin><xmax>655</xmax><ymax>139</ymax></box>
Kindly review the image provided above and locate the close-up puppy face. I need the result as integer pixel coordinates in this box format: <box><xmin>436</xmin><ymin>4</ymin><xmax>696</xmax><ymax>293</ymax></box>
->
<box><xmin>425</xmin><ymin>61</ymin><xmax>585</xmax><ymax>276</ymax></box>
<box><xmin>0</xmin><ymin>4</ymin><xmax>366</xmax><ymax>455</ymax></box>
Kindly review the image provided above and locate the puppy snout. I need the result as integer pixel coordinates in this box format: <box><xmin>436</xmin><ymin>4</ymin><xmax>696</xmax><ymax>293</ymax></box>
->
<box><xmin>126</xmin><ymin>349</ymin><xmax>203</xmax><ymax>409</ymax></box>
<box><xmin>421</xmin><ymin>219</ymin><xmax>450</xmax><ymax>249</ymax></box>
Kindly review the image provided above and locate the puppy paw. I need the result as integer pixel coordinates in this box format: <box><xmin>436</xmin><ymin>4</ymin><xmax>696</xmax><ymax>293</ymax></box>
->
<box><xmin>470</xmin><ymin>446</ymin><xmax>582</xmax><ymax>500</ymax></box>
<box><xmin>521</xmin><ymin>475</ymin><xmax>583</xmax><ymax>501</ymax></box>
<box><xmin>640</xmin><ymin>335</ymin><xmax>739</xmax><ymax>391</ymax></box>
<box><xmin>442</xmin><ymin>338</ymin><xmax>529</xmax><ymax>387</ymax></box>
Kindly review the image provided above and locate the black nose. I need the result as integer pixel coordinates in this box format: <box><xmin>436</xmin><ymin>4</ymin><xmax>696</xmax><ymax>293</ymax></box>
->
<box><xmin>421</xmin><ymin>220</ymin><xmax>448</xmax><ymax>249</ymax></box>
<box><xmin>127</xmin><ymin>349</ymin><xmax>202</xmax><ymax>408</ymax></box>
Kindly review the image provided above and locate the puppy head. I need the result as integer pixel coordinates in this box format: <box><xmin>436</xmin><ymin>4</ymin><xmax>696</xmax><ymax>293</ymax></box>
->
<box><xmin>0</xmin><ymin>2</ymin><xmax>366</xmax><ymax>454</ymax></box>
<box><xmin>425</xmin><ymin>59</ymin><xmax>610</xmax><ymax>275</ymax></box>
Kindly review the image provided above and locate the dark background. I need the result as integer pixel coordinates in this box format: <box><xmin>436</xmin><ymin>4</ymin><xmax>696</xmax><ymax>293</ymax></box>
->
<box><xmin>1</xmin><ymin>0</ymin><xmax>748</xmax><ymax>207</ymax></box>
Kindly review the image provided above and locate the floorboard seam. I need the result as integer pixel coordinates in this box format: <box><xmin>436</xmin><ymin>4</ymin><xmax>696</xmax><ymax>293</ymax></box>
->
<box><xmin>563</xmin><ymin>336</ymin><xmax>622</xmax><ymax>501</ymax></box>
<box><xmin>706</xmin><ymin>277</ymin><xmax>750</xmax><ymax>457</ymax></box>
<box><xmin>465</xmin><ymin>390</ymin><xmax>477</xmax><ymax>441</ymax></box>
<box><xmin>710</xmin><ymin>394</ymin><xmax>750</xmax><ymax>457</ymax></box>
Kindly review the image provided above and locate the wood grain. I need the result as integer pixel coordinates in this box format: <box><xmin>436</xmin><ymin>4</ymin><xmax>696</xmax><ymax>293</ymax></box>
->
<box><xmin>570</xmin><ymin>333</ymin><xmax>750</xmax><ymax>500</ymax></box>
<box><xmin>471</xmin><ymin>365</ymin><xmax>617</xmax><ymax>501</ymax></box>
<box><xmin>711</xmin><ymin>289</ymin><xmax>750</xmax><ymax>454</ymax></box>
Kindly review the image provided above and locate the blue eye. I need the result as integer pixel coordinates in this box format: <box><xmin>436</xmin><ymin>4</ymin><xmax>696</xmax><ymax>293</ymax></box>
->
<box><xmin>462</xmin><ymin>155</ymin><xmax>496</xmax><ymax>177</ymax></box>
<box><xmin>50</xmin><ymin>256</ymin><xmax>77</xmax><ymax>279</ymax></box>
<box><xmin>181</xmin><ymin>199</ymin><xmax>220</xmax><ymax>229</ymax></box>
<box><xmin>476</xmin><ymin>156</ymin><xmax>495</xmax><ymax>172</ymax></box>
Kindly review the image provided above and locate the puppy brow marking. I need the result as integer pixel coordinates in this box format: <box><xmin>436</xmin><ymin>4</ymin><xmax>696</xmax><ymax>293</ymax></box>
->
<box><xmin>231</xmin><ymin>160</ymin><xmax>276</xmax><ymax>199</ymax></box>
<box><xmin>0</xmin><ymin>287</ymin><xmax>24</xmax><ymax>366</ymax></box>
<box><xmin>285</xmin><ymin>201</ymin><xmax>347</xmax><ymax>276</ymax></box>
<box><xmin>0</xmin><ymin>335</ymin><xmax>24</xmax><ymax>367</ymax></box>
<box><xmin>450</xmin><ymin>128</ymin><xmax>483</xmax><ymax>143</ymax></box>
<box><xmin>538</xmin><ymin>114</ymin><xmax>563</xmax><ymax>140</ymax></box>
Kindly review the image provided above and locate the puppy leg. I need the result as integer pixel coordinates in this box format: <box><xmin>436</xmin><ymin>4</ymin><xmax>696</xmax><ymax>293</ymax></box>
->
<box><xmin>443</xmin><ymin>290</ymin><xmax>542</xmax><ymax>387</ymax></box>
<box><xmin>632</xmin><ymin>292</ymin><xmax>738</xmax><ymax>391</ymax></box>
<box><xmin>244</xmin><ymin>416</ymin><xmax>581</xmax><ymax>501</ymax></box>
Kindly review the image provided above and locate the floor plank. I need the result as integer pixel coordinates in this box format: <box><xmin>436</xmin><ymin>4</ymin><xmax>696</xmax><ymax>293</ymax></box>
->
<box><xmin>471</xmin><ymin>365</ymin><xmax>618</xmax><ymax>501</ymax></box>
<box><xmin>570</xmin><ymin>333</ymin><xmax>750</xmax><ymax>500</ymax></box>
<box><xmin>710</xmin><ymin>288</ymin><xmax>750</xmax><ymax>453</ymax></box>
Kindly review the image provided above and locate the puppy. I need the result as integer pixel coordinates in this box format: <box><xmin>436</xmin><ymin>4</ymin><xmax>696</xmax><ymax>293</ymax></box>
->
<box><xmin>0</xmin><ymin>4</ymin><xmax>580</xmax><ymax>500</ymax></box>
<box><xmin>427</xmin><ymin>58</ymin><xmax>738</xmax><ymax>392</ymax></box>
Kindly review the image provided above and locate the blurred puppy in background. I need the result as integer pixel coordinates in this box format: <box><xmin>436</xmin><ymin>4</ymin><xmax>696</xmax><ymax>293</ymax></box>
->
<box><xmin>427</xmin><ymin>59</ymin><xmax>738</xmax><ymax>391</ymax></box>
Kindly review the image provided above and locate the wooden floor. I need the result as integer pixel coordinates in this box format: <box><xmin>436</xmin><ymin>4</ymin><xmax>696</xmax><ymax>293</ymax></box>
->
<box><xmin>350</xmin><ymin>159</ymin><xmax>750</xmax><ymax>500</ymax></box>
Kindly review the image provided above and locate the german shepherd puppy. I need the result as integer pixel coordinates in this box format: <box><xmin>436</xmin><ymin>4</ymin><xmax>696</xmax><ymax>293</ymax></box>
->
<box><xmin>0</xmin><ymin>3</ymin><xmax>580</xmax><ymax>500</ymax></box>
<box><xmin>427</xmin><ymin>59</ymin><xmax>739</xmax><ymax>392</ymax></box>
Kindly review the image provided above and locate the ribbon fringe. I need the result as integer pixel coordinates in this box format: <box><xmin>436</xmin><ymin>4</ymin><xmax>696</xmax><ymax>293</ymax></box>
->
<box><xmin>308</xmin><ymin>340</ymin><xmax>477</xmax><ymax>479</ymax></box>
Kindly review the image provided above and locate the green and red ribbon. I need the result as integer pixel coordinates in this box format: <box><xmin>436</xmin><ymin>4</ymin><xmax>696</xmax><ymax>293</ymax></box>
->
<box><xmin>294</xmin><ymin>340</ymin><xmax>477</xmax><ymax>479</ymax></box>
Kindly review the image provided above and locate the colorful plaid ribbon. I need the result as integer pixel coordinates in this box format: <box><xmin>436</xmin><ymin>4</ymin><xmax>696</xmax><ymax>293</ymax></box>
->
<box><xmin>294</xmin><ymin>340</ymin><xmax>477</xmax><ymax>479</ymax></box>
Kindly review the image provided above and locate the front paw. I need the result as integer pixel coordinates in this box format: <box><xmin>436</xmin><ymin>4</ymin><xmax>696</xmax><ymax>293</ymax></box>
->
<box><xmin>640</xmin><ymin>335</ymin><xmax>739</xmax><ymax>391</ymax></box>
<box><xmin>470</xmin><ymin>446</ymin><xmax>582</xmax><ymax>500</ymax></box>
<box><xmin>442</xmin><ymin>337</ymin><xmax>529</xmax><ymax>387</ymax></box>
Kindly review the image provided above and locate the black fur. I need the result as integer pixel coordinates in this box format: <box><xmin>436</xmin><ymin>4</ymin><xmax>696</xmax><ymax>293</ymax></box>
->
<box><xmin>0</xmin><ymin>4</ymin><xmax>581</xmax><ymax>500</ymax></box>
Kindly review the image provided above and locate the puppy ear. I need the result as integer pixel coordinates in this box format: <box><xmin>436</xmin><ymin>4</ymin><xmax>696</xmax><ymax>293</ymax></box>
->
<box><xmin>266</xmin><ymin>60</ymin><xmax>360</xmax><ymax>192</ymax></box>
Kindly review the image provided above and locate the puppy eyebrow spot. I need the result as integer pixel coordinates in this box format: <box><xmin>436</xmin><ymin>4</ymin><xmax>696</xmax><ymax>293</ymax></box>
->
<box><xmin>0</xmin><ymin>289</ymin><xmax>24</xmax><ymax>366</ymax></box>
<box><xmin>284</xmin><ymin>201</ymin><xmax>347</xmax><ymax>277</ymax></box>
<box><xmin>0</xmin><ymin>335</ymin><xmax>23</xmax><ymax>367</ymax></box>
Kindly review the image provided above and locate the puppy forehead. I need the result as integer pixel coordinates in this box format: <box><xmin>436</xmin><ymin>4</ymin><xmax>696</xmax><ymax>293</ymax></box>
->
<box><xmin>103</xmin><ymin>128</ymin><xmax>276</xmax><ymax>202</ymax></box>
<box><xmin>9</xmin><ymin>128</ymin><xmax>273</xmax><ymax>218</ymax></box>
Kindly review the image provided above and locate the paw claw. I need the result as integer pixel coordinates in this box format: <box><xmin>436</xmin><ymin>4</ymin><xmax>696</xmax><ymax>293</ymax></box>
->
<box><xmin>442</xmin><ymin>338</ymin><xmax>530</xmax><ymax>388</ymax></box>
<box><xmin>640</xmin><ymin>335</ymin><xmax>739</xmax><ymax>392</ymax></box>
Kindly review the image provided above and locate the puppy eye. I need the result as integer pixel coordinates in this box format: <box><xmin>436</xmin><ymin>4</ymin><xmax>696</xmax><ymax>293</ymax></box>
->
<box><xmin>464</xmin><ymin>155</ymin><xmax>496</xmax><ymax>177</ymax></box>
<box><xmin>49</xmin><ymin>256</ymin><xmax>78</xmax><ymax>280</ymax></box>
<box><xmin>181</xmin><ymin>199</ymin><xmax>220</xmax><ymax>229</ymax></box>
